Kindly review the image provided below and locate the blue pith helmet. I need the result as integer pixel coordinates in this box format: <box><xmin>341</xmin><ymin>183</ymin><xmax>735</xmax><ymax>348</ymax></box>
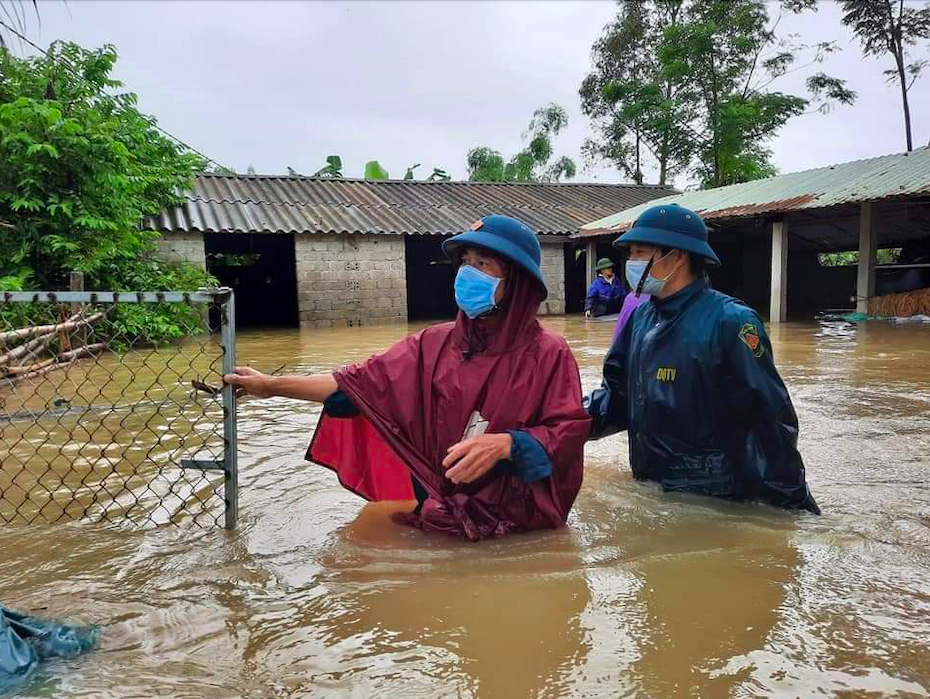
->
<box><xmin>613</xmin><ymin>203</ymin><xmax>721</xmax><ymax>266</ymax></box>
<box><xmin>442</xmin><ymin>215</ymin><xmax>548</xmax><ymax>299</ymax></box>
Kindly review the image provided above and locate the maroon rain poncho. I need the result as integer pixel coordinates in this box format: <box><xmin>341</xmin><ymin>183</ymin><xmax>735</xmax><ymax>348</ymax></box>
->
<box><xmin>307</xmin><ymin>272</ymin><xmax>591</xmax><ymax>541</ymax></box>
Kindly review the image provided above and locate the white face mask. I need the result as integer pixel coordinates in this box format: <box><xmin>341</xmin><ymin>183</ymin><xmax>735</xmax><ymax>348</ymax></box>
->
<box><xmin>625</xmin><ymin>251</ymin><xmax>680</xmax><ymax>296</ymax></box>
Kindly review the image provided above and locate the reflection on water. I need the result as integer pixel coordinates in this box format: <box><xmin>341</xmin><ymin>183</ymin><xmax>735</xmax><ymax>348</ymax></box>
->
<box><xmin>2</xmin><ymin>316</ymin><xmax>929</xmax><ymax>698</ymax></box>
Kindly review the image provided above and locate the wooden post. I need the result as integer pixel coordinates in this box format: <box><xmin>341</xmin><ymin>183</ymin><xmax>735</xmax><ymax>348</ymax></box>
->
<box><xmin>856</xmin><ymin>202</ymin><xmax>876</xmax><ymax>315</ymax></box>
<box><xmin>770</xmin><ymin>219</ymin><xmax>788</xmax><ymax>323</ymax></box>
<box><xmin>70</xmin><ymin>271</ymin><xmax>85</xmax><ymax>348</ymax></box>
<box><xmin>586</xmin><ymin>241</ymin><xmax>596</xmax><ymax>288</ymax></box>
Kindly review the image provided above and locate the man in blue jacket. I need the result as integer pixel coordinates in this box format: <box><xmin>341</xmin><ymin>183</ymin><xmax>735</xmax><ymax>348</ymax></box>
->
<box><xmin>584</xmin><ymin>258</ymin><xmax>625</xmax><ymax>317</ymax></box>
<box><xmin>585</xmin><ymin>203</ymin><xmax>820</xmax><ymax>513</ymax></box>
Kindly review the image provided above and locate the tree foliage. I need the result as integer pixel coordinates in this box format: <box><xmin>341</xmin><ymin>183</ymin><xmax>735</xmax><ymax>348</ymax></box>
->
<box><xmin>582</xmin><ymin>0</ymin><xmax>856</xmax><ymax>189</ymax></box>
<box><xmin>819</xmin><ymin>248</ymin><xmax>900</xmax><ymax>266</ymax></box>
<box><xmin>0</xmin><ymin>41</ymin><xmax>206</xmax><ymax>290</ymax></box>
<box><xmin>467</xmin><ymin>103</ymin><xmax>577</xmax><ymax>183</ymax></box>
<box><xmin>580</xmin><ymin>0</ymin><xmax>693</xmax><ymax>185</ymax></box>
<box><xmin>840</xmin><ymin>0</ymin><xmax>930</xmax><ymax>151</ymax></box>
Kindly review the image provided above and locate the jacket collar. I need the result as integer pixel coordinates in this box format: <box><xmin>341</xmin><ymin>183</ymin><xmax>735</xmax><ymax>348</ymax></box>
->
<box><xmin>651</xmin><ymin>278</ymin><xmax>707</xmax><ymax>319</ymax></box>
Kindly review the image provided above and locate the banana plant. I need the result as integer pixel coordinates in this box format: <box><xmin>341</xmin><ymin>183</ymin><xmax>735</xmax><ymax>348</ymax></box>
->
<box><xmin>363</xmin><ymin>160</ymin><xmax>390</xmax><ymax>180</ymax></box>
<box><xmin>312</xmin><ymin>155</ymin><xmax>343</xmax><ymax>178</ymax></box>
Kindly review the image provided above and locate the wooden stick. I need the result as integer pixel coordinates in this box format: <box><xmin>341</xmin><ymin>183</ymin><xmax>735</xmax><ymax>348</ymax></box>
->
<box><xmin>0</xmin><ymin>309</ymin><xmax>103</xmax><ymax>346</ymax></box>
<box><xmin>2</xmin><ymin>356</ymin><xmax>57</xmax><ymax>376</ymax></box>
<box><xmin>0</xmin><ymin>343</ymin><xmax>104</xmax><ymax>387</ymax></box>
<box><xmin>2</xmin><ymin>343</ymin><xmax>105</xmax><ymax>378</ymax></box>
<box><xmin>57</xmin><ymin>307</ymin><xmax>73</xmax><ymax>354</ymax></box>
<box><xmin>57</xmin><ymin>342</ymin><xmax>105</xmax><ymax>362</ymax></box>
<box><xmin>0</xmin><ymin>312</ymin><xmax>104</xmax><ymax>367</ymax></box>
<box><xmin>1</xmin><ymin>359</ymin><xmax>76</xmax><ymax>387</ymax></box>
<box><xmin>70</xmin><ymin>272</ymin><xmax>86</xmax><ymax>347</ymax></box>
<box><xmin>0</xmin><ymin>330</ymin><xmax>57</xmax><ymax>367</ymax></box>
<box><xmin>0</xmin><ymin>319</ymin><xmax>77</xmax><ymax>345</ymax></box>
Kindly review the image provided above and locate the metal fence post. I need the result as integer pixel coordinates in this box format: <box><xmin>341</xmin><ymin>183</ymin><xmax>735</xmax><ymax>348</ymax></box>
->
<box><xmin>220</xmin><ymin>289</ymin><xmax>239</xmax><ymax>530</ymax></box>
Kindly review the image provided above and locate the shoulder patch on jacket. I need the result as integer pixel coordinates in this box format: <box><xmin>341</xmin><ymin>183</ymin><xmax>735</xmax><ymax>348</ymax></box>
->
<box><xmin>738</xmin><ymin>323</ymin><xmax>765</xmax><ymax>357</ymax></box>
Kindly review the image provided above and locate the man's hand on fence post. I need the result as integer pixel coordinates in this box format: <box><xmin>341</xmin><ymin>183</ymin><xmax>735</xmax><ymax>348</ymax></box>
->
<box><xmin>224</xmin><ymin>366</ymin><xmax>274</xmax><ymax>399</ymax></box>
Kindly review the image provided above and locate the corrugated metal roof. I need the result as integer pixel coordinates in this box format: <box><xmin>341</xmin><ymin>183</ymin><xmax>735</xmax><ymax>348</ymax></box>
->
<box><xmin>574</xmin><ymin>146</ymin><xmax>930</xmax><ymax>238</ymax></box>
<box><xmin>145</xmin><ymin>175</ymin><xmax>677</xmax><ymax>236</ymax></box>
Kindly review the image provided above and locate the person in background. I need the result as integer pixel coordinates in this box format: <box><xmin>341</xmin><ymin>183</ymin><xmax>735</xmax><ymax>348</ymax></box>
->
<box><xmin>585</xmin><ymin>203</ymin><xmax>820</xmax><ymax>514</ymax></box>
<box><xmin>584</xmin><ymin>258</ymin><xmax>624</xmax><ymax>318</ymax></box>
<box><xmin>225</xmin><ymin>215</ymin><xmax>591</xmax><ymax>541</ymax></box>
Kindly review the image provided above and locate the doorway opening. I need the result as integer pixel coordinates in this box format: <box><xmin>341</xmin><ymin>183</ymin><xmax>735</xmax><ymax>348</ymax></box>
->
<box><xmin>204</xmin><ymin>233</ymin><xmax>299</xmax><ymax>328</ymax></box>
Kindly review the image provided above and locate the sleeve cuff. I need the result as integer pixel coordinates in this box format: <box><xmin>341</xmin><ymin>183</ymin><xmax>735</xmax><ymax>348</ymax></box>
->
<box><xmin>507</xmin><ymin>430</ymin><xmax>553</xmax><ymax>483</ymax></box>
<box><xmin>323</xmin><ymin>389</ymin><xmax>360</xmax><ymax>418</ymax></box>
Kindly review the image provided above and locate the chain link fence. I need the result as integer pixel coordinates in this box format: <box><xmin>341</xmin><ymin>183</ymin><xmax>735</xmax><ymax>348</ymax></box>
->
<box><xmin>0</xmin><ymin>289</ymin><xmax>238</xmax><ymax>529</ymax></box>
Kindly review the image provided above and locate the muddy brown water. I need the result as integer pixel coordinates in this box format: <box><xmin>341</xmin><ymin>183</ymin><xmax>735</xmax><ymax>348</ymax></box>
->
<box><xmin>2</xmin><ymin>317</ymin><xmax>929</xmax><ymax>698</ymax></box>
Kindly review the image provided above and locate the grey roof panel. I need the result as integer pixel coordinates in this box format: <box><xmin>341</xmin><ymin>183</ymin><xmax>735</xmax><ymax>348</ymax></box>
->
<box><xmin>575</xmin><ymin>146</ymin><xmax>930</xmax><ymax>237</ymax></box>
<box><xmin>146</xmin><ymin>175</ymin><xmax>677</xmax><ymax>236</ymax></box>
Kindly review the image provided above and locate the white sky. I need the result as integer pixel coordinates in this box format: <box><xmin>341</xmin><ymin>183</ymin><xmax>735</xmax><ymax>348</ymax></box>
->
<box><xmin>11</xmin><ymin>0</ymin><xmax>930</xmax><ymax>188</ymax></box>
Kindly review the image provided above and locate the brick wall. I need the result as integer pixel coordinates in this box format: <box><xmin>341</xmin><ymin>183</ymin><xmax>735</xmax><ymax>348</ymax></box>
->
<box><xmin>538</xmin><ymin>242</ymin><xmax>566</xmax><ymax>315</ymax></box>
<box><xmin>153</xmin><ymin>232</ymin><xmax>206</xmax><ymax>269</ymax></box>
<box><xmin>295</xmin><ymin>233</ymin><xmax>407</xmax><ymax>328</ymax></box>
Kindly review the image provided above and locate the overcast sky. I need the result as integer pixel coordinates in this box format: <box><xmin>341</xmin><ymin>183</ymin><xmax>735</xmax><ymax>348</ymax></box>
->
<box><xmin>11</xmin><ymin>0</ymin><xmax>930</xmax><ymax>188</ymax></box>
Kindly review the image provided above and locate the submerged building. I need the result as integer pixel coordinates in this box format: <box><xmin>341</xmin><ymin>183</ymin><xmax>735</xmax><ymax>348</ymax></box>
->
<box><xmin>146</xmin><ymin>175</ymin><xmax>675</xmax><ymax>327</ymax></box>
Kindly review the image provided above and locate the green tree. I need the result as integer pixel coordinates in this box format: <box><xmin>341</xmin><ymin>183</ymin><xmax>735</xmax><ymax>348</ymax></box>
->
<box><xmin>658</xmin><ymin>0</ymin><xmax>855</xmax><ymax>188</ymax></box>
<box><xmin>0</xmin><ymin>41</ymin><xmax>206</xmax><ymax>289</ymax></box>
<box><xmin>580</xmin><ymin>0</ymin><xmax>693</xmax><ymax>185</ymax></box>
<box><xmin>468</xmin><ymin>103</ymin><xmax>577</xmax><ymax>183</ymax></box>
<box><xmin>840</xmin><ymin>0</ymin><xmax>930</xmax><ymax>152</ymax></box>
<box><xmin>585</xmin><ymin>1</ymin><xmax>855</xmax><ymax>188</ymax></box>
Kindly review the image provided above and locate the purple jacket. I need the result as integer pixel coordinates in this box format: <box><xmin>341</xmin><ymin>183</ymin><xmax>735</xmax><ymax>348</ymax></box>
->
<box><xmin>612</xmin><ymin>292</ymin><xmax>650</xmax><ymax>343</ymax></box>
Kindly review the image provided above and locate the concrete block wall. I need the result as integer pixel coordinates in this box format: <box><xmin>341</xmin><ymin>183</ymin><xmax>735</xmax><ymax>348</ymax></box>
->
<box><xmin>295</xmin><ymin>233</ymin><xmax>407</xmax><ymax>328</ymax></box>
<box><xmin>538</xmin><ymin>242</ymin><xmax>566</xmax><ymax>315</ymax></box>
<box><xmin>154</xmin><ymin>232</ymin><xmax>206</xmax><ymax>269</ymax></box>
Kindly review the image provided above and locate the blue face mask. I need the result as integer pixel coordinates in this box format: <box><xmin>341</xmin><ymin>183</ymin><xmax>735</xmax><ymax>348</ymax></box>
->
<box><xmin>454</xmin><ymin>264</ymin><xmax>502</xmax><ymax>319</ymax></box>
<box><xmin>625</xmin><ymin>252</ymin><xmax>677</xmax><ymax>297</ymax></box>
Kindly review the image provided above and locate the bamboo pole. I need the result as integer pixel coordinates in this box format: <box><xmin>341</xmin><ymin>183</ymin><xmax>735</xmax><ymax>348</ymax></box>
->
<box><xmin>0</xmin><ymin>343</ymin><xmax>104</xmax><ymax>386</ymax></box>
<box><xmin>0</xmin><ymin>312</ymin><xmax>104</xmax><ymax>367</ymax></box>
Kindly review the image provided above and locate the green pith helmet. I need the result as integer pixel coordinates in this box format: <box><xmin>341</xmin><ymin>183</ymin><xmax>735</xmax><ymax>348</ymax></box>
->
<box><xmin>613</xmin><ymin>203</ymin><xmax>721</xmax><ymax>266</ymax></box>
<box><xmin>595</xmin><ymin>258</ymin><xmax>614</xmax><ymax>272</ymax></box>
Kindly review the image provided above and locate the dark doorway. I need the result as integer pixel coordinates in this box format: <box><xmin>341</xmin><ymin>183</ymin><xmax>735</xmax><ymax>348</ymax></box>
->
<box><xmin>405</xmin><ymin>234</ymin><xmax>457</xmax><ymax>321</ymax></box>
<box><xmin>204</xmin><ymin>233</ymin><xmax>298</xmax><ymax>328</ymax></box>
<box><xmin>565</xmin><ymin>245</ymin><xmax>587</xmax><ymax>314</ymax></box>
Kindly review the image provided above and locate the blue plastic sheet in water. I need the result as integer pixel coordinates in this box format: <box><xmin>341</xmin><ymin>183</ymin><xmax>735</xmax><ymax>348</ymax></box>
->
<box><xmin>0</xmin><ymin>605</ymin><xmax>98</xmax><ymax>694</ymax></box>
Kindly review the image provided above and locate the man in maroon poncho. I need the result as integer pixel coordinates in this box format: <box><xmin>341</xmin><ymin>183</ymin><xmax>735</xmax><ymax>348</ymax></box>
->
<box><xmin>225</xmin><ymin>215</ymin><xmax>591</xmax><ymax>541</ymax></box>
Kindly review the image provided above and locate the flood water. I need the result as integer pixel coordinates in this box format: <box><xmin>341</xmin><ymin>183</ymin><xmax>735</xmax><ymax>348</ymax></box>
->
<box><xmin>2</xmin><ymin>316</ymin><xmax>929</xmax><ymax>698</ymax></box>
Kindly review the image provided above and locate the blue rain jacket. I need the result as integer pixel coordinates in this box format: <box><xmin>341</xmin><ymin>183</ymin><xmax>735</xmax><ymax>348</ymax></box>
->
<box><xmin>584</xmin><ymin>275</ymin><xmax>625</xmax><ymax>316</ymax></box>
<box><xmin>585</xmin><ymin>280</ymin><xmax>820</xmax><ymax>513</ymax></box>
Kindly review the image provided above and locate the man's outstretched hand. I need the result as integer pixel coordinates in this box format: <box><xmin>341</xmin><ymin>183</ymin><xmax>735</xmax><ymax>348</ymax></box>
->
<box><xmin>223</xmin><ymin>366</ymin><xmax>274</xmax><ymax>399</ymax></box>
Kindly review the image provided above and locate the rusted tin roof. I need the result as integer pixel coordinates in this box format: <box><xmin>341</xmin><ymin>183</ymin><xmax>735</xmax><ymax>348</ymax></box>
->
<box><xmin>574</xmin><ymin>146</ymin><xmax>930</xmax><ymax>238</ymax></box>
<box><xmin>146</xmin><ymin>175</ymin><xmax>677</xmax><ymax>236</ymax></box>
